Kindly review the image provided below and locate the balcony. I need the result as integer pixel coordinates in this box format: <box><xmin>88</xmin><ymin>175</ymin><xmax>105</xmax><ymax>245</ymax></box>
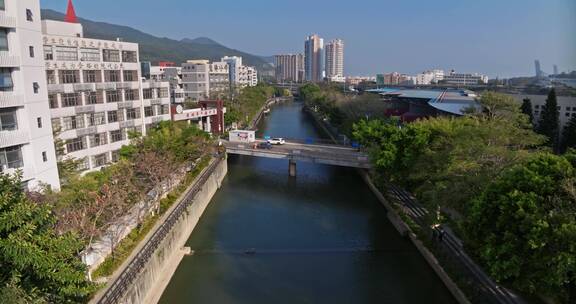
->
<box><xmin>0</xmin><ymin>12</ymin><xmax>17</xmax><ymax>28</ymax></box>
<box><xmin>48</xmin><ymin>84</ymin><xmax>64</xmax><ymax>93</ymax></box>
<box><xmin>0</xmin><ymin>52</ymin><xmax>20</xmax><ymax>67</ymax></box>
<box><xmin>73</xmin><ymin>83</ymin><xmax>96</xmax><ymax>91</ymax></box>
<box><xmin>117</xmin><ymin>101</ymin><xmax>134</xmax><ymax>109</ymax></box>
<box><xmin>120</xmin><ymin>120</ymin><xmax>135</xmax><ymax>128</ymax></box>
<box><xmin>96</xmin><ymin>82</ymin><xmax>117</xmax><ymax>90</ymax></box>
<box><xmin>0</xmin><ymin>130</ymin><xmax>29</xmax><ymax>149</ymax></box>
<box><xmin>150</xmin><ymin>99</ymin><xmax>162</xmax><ymax>106</ymax></box>
<box><xmin>76</xmin><ymin>126</ymin><xmax>97</xmax><ymax>137</ymax></box>
<box><xmin>0</xmin><ymin>92</ymin><xmax>24</xmax><ymax>108</ymax></box>
<box><xmin>75</xmin><ymin>105</ymin><xmax>96</xmax><ymax>114</ymax></box>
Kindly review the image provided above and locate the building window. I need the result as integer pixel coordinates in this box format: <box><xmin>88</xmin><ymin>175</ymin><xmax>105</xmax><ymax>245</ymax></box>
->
<box><xmin>126</xmin><ymin>108</ymin><xmax>140</xmax><ymax>120</ymax></box>
<box><xmin>77</xmin><ymin>157</ymin><xmax>89</xmax><ymax>171</ymax></box>
<box><xmin>0</xmin><ymin>0</ymin><xmax>5</xmax><ymax>11</ymax></box>
<box><xmin>51</xmin><ymin>118</ymin><xmax>60</xmax><ymax>131</ymax></box>
<box><xmin>159</xmin><ymin>88</ymin><xmax>169</xmax><ymax>98</ymax></box>
<box><xmin>26</xmin><ymin>9</ymin><xmax>33</xmax><ymax>22</ymax></box>
<box><xmin>55</xmin><ymin>46</ymin><xmax>78</xmax><ymax>61</ymax></box>
<box><xmin>0</xmin><ymin>146</ymin><xmax>23</xmax><ymax>171</ymax></box>
<box><xmin>0</xmin><ymin>68</ymin><xmax>13</xmax><ymax>91</ymax></box>
<box><xmin>107</xmin><ymin>111</ymin><xmax>118</xmax><ymax>123</ymax></box>
<box><xmin>44</xmin><ymin>46</ymin><xmax>53</xmax><ymax>60</ymax></box>
<box><xmin>123</xmin><ymin>70</ymin><xmax>137</xmax><ymax>82</ymax></box>
<box><xmin>42</xmin><ymin>151</ymin><xmax>47</xmax><ymax>162</ymax></box>
<box><xmin>60</xmin><ymin>70</ymin><xmax>79</xmax><ymax>84</ymax></box>
<box><xmin>0</xmin><ymin>29</ymin><xmax>8</xmax><ymax>51</ymax></box>
<box><xmin>61</xmin><ymin>93</ymin><xmax>81</xmax><ymax>107</ymax></box>
<box><xmin>87</xmin><ymin>112</ymin><xmax>106</xmax><ymax>126</ymax></box>
<box><xmin>46</xmin><ymin>70</ymin><xmax>56</xmax><ymax>84</ymax></box>
<box><xmin>37</xmin><ymin>117</ymin><xmax>42</xmax><ymax>128</ymax></box>
<box><xmin>89</xmin><ymin>133</ymin><xmax>108</xmax><ymax>147</ymax></box>
<box><xmin>110</xmin><ymin>130</ymin><xmax>124</xmax><ymax>143</ymax></box>
<box><xmin>80</xmin><ymin>48</ymin><xmax>100</xmax><ymax>62</ymax></box>
<box><xmin>143</xmin><ymin>89</ymin><xmax>153</xmax><ymax>99</ymax></box>
<box><xmin>29</xmin><ymin>46</ymin><xmax>34</xmax><ymax>58</ymax></box>
<box><xmin>111</xmin><ymin>150</ymin><xmax>120</xmax><ymax>163</ymax></box>
<box><xmin>144</xmin><ymin>106</ymin><xmax>153</xmax><ymax>117</ymax></box>
<box><xmin>102</xmin><ymin>49</ymin><xmax>120</xmax><ymax>62</ymax></box>
<box><xmin>106</xmin><ymin>90</ymin><xmax>121</xmax><ymax>102</ymax></box>
<box><xmin>104</xmin><ymin>70</ymin><xmax>121</xmax><ymax>82</ymax></box>
<box><xmin>49</xmin><ymin>94</ymin><xmax>58</xmax><ymax>108</ymax></box>
<box><xmin>161</xmin><ymin>105</ymin><xmax>169</xmax><ymax>115</ymax></box>
<box><xmin>62</xmin><ymin>115</ymin><xmax>85</xmax><ymax>131</ymax></box>
<box><xmin>92</xmin><ymin>153</ymin><xmax>108</xmax><ymax>168</ymax></box>
<box><xmin>66</xmin><ymin>137</ymin><xmax>86</xmax><ymax>153</ymax></box>
<box><xmin>83</xmin><ymin>70</ymin><xmax>101</xmax><ymax>83</ymax></box>
<box><xmin>85</xmin><ymin>91</ymin><xmax>103</xmax><ymax>104</ymax></box>
<box><xmin>33</xmin><ymin>82</ymin><xmax>39</xmax><ymax>93</ymax></box>
<box><xmin>0</xmin><ymin>109</ymin><xmax>17</xmax><ymax>131</ymax></box>
<box><xmin>124</xmin><ymin>89</ymin><xmax>138</xmax><ymax>101</ymax></box>
<box><xmin>121</xmin><ymin>51</ymin><xmax>137</xmax><ymax>63</ymax></box>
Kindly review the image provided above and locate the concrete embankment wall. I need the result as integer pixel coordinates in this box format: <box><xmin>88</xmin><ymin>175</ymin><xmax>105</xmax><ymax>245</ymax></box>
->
<box><xmin>106</xmin><ymin>159</ymin><xmax>228</xmax><ymax>304</ymax></box>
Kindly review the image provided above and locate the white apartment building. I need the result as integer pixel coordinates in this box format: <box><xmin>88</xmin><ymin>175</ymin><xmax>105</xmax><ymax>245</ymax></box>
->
<box><xmin>275</xmin><ymin>54</ymin><xmax>304</xmax><ymax>83</ymax></box>
<box><xmin>43</xmin><ymin>19</ymin><xmax>171</xmax><ymax>173</ymax></box>
<box><xmin>237</xmin><ymin>65</ymin><xmax>257</xmax><ymax>87</ymax></box>
<box><xmin>0</xmin><ymin>0</ymin><xmax>60</xmax><ymax>190</ymax></box>
<box><xmin>222</xmin><ymin>56</ymin><xmax>258</xmax><ymax>88</ymax></box>
<box><xmin>415</xmin><ymin>69</ymin><xmax>444</xmax><ymax>85</ymax></box>
<box><xmin>442</xmin><ymin>70</ymin><xmax>488</xmax><ymax>86</ymax></box>
<box><xmin>325</xmin><ymin>39</ymin><xmax>344</xmax><ymax>80</ymax></box>
<box><xmin>181</xmin><ymin>60</ymin><xmax>210</xmax><ymax>102</ymax></box>
<box><xmin>209</xmin><ymin>61</ymin><xmax>229</xmax><ymax>96</ymax></box>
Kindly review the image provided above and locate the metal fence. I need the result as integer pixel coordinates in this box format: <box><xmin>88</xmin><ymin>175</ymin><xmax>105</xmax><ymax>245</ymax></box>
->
<box><xmin>97</xmin><ymin>157</ymin><xmax>223</xmax><ymax>304</ymax></box>
<box><xmin>387</xmin><ymin>185</ymin><xmax>522</xmax><ymax>304</ymax></box>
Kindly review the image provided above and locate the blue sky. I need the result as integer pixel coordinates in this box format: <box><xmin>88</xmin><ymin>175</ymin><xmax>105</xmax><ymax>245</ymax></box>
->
<box><xmin>41</xmin><ymin>0</ymin><xmax>576</xmax><ymax>78</ymax></box>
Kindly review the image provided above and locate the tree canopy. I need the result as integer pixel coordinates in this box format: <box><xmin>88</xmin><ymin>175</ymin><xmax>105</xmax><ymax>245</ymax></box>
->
<box><xmin>536</xmin><ymin>89</ymin><xmax>560</xmax><ymax>150</ymax></box>
<box><xmin>0</xmin><ymin>173</ymin><xmax>93</xmax><ymax>303</ymax></box>
<box><xmin>466</xmin><ymin>153</ymin><xmax>576</xmax><ymax>302</ymax></box>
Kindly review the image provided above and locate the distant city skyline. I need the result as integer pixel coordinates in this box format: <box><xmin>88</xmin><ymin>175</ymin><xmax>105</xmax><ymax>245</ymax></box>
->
<box><xmin>40</xmin><ymin>0</ymin><xmax>576</xmax><ymax>78</ymax></box>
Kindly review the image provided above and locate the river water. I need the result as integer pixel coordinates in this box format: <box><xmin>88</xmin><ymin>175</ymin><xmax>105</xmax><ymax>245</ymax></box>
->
<box><xmin>159</xmin><ymin>100</ymin><xmax>456</xmax><ymax>304</ymax></box>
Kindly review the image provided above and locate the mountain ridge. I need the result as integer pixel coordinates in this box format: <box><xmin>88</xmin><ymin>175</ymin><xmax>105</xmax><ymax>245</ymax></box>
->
<box><xmin>40</xmin><ymin>9</ymin><xmax>273</xmax><ymax>74</ymax></box>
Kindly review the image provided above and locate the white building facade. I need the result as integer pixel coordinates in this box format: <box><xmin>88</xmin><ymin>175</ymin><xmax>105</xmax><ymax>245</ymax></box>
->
<box><xmin>415</xmin><ymin>69</ymin><xmax>444</xmax><ymax>85</ymax></box>
<box><xmin>43</xmin><ymin>19</ymin><xmax>171</xmax><ymax>173</ymax></box>
<box><xmin>325</xmin><ymin>39</ymin><xmax>344</xmax><ymax>81</ymax></box>
<box><xmin>442</xmin><ymin>70</ymin><xmax>488</xmax><ymax>86</ymax></box>
<box><xmin>0</xmin><ymin>0</ymin><xmax>60</xmax><ymax>190</ymax></box>
<box><xmin>304</xmin><ymin>34</ymin><xmax>324</xmax><ymax>82</ymax></box>
<box><xmin>181</xmin><ymin>60</ymin><xmax>210</xmax><ymax>102</ymax></box>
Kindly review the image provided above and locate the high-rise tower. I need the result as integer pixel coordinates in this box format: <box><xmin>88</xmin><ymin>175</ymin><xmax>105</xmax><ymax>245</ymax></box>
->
<box><xmin>325</xmin><ymin>39</ymin><xmax>344</xmax><ymax>80</ymax></box>
<box><xmin>304</xmin><ymin>34</ymin><xmax>324</xmax><ymax>82</ymax></box>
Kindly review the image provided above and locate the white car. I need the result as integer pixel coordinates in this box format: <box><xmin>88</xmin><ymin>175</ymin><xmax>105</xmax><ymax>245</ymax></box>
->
<box><xmin>267</xmin><ymin>138</ymin><xmax>285</xmax><ymax>145</ymax></box>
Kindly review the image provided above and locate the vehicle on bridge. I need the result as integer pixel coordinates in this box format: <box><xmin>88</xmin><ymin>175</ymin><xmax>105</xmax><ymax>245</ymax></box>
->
<box><xmin>267</xmin><ymin>138</ymin><xmax>285</xmax><ymax>145</ymax></box>
<box><xmin>257</xmin><ymin>142</ymin><xmax>273</xmax><ymax>150</ymax></box>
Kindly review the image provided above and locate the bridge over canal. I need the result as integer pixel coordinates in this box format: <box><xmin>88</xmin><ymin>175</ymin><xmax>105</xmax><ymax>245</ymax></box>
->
<box><xmin>222</xmin><ymin>139</ymin><xmax>371</xmax><ymax>176</ymax></box>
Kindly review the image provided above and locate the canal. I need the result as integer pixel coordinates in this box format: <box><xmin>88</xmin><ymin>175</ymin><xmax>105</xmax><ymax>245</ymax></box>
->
<box><xmin>159</xmin><ymin>100</ymin><xmax>456</xmax><ymax>304</ymax></box>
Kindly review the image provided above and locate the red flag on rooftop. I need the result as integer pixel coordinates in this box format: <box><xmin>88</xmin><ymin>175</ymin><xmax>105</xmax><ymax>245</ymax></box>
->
<box><xmin>65</xmin><ymin>0</ymin><xmax>78</xmax><ymax>23</ymax></box>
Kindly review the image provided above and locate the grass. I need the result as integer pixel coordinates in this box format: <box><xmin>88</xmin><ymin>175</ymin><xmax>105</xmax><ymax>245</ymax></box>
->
<box><xmin>91</xmin><ymin>156</ymin><xmax>212</xmax><ymax>280</ymax></box>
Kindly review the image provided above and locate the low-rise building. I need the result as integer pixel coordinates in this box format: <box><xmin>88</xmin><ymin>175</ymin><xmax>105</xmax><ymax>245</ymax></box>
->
<box><xmin>181</xmin><ymin>60</ymin><xmax>210</xmax><ymax>102</ymax></box>
<box><xmin>442</xmin><ymin>70</ymin><xmax>488</xmax><ymax>86</ymax></box>
<box><xmin>42</xmin><ymin>17</ymin><xmax>171</xmax><ymax>173</ymax></box>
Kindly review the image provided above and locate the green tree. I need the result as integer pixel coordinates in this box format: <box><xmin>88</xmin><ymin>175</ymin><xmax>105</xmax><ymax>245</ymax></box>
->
<box><xmin>0</xmin><ymin>173</ymin><xmax>93</xmax><ymax>303</ymax></box>
<box><xmin>537</xmin><ymin>89</ymin><xmax>560</xmax><ymax>150</ymax></box>
<box><xmin>465</xmin><ymin>153</ymin><xmax>576</xmax><ymax>302</ymax></box>
<box><xmin>521</xmin><ymin>98</ymin><xmax>534</xmax><ymax>123</ymax></box>
<box><xmin>562</xmin><ymin>116</ymin><xmax>576</xmax><ymax>152</ymax></box>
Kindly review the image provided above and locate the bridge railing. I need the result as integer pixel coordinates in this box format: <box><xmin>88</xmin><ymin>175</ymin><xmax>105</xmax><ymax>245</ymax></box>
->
<box><xmin>258</xmin><ymin>137</ymin><xmax>361</xmax><ymax>148</ymax></box>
